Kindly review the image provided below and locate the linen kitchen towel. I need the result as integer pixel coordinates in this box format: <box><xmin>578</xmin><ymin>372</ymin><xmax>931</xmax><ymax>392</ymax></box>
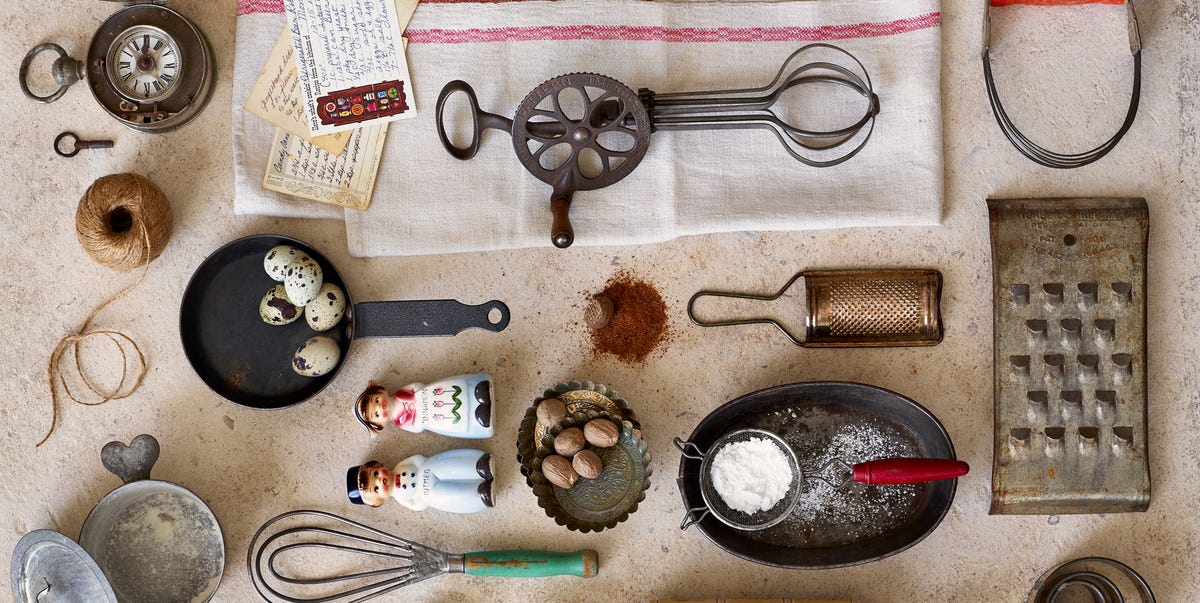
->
<box><xmin>233</xmin><ymin>0</ymin><xmax>944</xmax><ymax>256</ymax></box>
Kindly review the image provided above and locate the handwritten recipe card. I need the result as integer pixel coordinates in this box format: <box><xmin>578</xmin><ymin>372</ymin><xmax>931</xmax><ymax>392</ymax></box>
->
<box><xmin>264</xmin><ymin>124</ymin><xmax>388</xmax><ymax>211</ymax></box>
<box><xmin>283</xmin><ymin>0</ymin><xmax>416</xmax><ymax>136</ymax></box>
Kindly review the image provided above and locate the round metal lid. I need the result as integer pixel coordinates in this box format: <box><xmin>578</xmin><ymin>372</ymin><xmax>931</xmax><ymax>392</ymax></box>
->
<box><xmin>10</xmin><ymin>530</ymin><xmax>117</xmax><ymax>603</ymax></box>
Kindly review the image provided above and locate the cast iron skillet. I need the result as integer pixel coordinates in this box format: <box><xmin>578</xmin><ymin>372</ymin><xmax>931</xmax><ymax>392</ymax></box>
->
<box><xmin>180</xmin><ymin>235</ymin><xmax>510</xmax><ymax>409</ymax></box>
<box><xmin>677</xmin><ymin>381</ymin><xmax>959</xmax><ymax>568</ymax></box>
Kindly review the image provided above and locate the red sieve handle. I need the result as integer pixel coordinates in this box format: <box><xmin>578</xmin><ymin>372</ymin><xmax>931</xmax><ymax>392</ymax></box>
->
<box><xmin>852</xmin><ymin>458</ymin><xmax>969</xmax><ymax>485</ymax></box>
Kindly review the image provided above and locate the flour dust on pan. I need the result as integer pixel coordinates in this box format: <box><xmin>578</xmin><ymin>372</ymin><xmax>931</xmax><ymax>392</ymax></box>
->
<box><xmin>81</xmin><ymin>484</ymin><xmax>224</xmax><ymax>603</ymax></box>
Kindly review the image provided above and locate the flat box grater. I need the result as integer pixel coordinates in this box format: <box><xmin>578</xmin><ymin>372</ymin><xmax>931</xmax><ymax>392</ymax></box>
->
<box><xmin>988</xmin><ymin>198</ymin><xmax>1150</xmax><ymax>514</ymax></box>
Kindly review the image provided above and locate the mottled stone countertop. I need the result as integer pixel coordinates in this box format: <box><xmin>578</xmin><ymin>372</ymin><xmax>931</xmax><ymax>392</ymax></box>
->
<box><xmin>1</xmin><ymin>1</ymin><xmax>1197</xmax><ymax>602</ymax></box>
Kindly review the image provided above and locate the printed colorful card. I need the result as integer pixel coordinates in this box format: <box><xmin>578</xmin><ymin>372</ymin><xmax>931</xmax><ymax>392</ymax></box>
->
<box><xmin>263</xmin><ymin>123</ymin><xmax>388</xmax><ymax>210</ymax></box>
<box><xmin>282</xmin><ymin>0</ymin><xmax>416</xmax><ymax>135</ymax></box>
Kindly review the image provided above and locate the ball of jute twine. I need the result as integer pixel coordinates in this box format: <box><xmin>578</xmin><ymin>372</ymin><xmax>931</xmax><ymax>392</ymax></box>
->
<box><xmin>76</xmin><ymin>173</ymin><xmax>173</xmax><ymax>271</ymax></box>
<box><xmin>40</xmin><ymin>173</ymin><xmax>173</xmax><ymax>447</ymax></box>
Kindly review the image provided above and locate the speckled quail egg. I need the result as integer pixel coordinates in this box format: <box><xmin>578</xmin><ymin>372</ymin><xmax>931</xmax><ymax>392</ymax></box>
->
<box><xmin>259</xmin><ymin>285</ymin><xmax>304</xmax><ymax>325</ymax></box>
<box><xmin>292</xmin><ymin>336</ymin><xmax>341</xmax><ymax>377</ymax></box>
<box><xmin>264</xmin><ymin>245</ymin><xmax>304</xmax><ymax>282</ymax></box>
<box><xmin>304</xmin><ymin>283</ymin><xmax>347</xmax><ymax>332</ymax></box>
<box><xmin>283</xmin><ymin>255</ymin><xmax>323</xmax><ymax>306</ymax></box>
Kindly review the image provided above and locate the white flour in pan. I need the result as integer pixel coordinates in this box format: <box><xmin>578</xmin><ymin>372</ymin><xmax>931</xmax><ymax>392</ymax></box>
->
<box><xmin>709</xmin><ymin>437</ymin><xmax>794</xmax><ymax>514</ymax></box>
<box><xmin>102</xmin><ymin>491</ymin><xmax>223</xmax><ymax>603</ymax></box>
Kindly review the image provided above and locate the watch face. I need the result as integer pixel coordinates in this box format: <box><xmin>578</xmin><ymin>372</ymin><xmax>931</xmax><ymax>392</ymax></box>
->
<box><xmin>107</xmin><ymin>25</ymin><xmax>182</xmax><ymax>103</ymax></box>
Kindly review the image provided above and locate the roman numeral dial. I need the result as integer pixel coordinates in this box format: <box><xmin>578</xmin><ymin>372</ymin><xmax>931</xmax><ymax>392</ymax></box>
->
<box><xmin>107</xmin><ymin>25</ymin><xmax>182</xmax><ymax>103</ymax></box>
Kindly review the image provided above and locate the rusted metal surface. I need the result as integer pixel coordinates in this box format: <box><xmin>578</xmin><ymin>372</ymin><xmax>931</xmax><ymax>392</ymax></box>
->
<box><xmin>688</xmin><ymin>269</ymin><xmax>943</xmax><ymax>347</ymax></box>
<box><xmin>988</xmin><ymin>198</ymin><xmax>1150</xmax><ymax>514</ymax></box>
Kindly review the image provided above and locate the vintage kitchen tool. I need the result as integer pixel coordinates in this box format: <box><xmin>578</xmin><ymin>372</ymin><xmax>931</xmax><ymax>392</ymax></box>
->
<box><xmin>436</xmin><ymin>43</ymin><xmax>877</xmax><ymax>248</ymax></box>
<box><xmin>988</xmin><ymin>198</ymin><xmax>1149</xmax><ymax>514</ymax></box>
<box><xmin>688</xmin><ymin>269</ymin><xmax>942</xmax><ymax>347</ymax></box>
<box><xmin>180</xmin><ymin>235</ymin><xmax>510</xmax><ymax>409</ymax></box>
<box><xmin>11</xmin><ymin>434</ymin><xmax>225</xmax><ymax>602</ymax></box>
<box><xmin>1028</xmin><ymin>557</ymin><xmax>1154</xmax><ymax>603</ymax></box>
<box><xmin>54</xmin><ymin>132</ymin><xmax>114</xmax><ymax>158</ymax></box>
<box><xmin>982</xmin><ymin>0</ymin><xmax>1140</xmax><ymax>168</ymax></box>
<box><xmin>675</xmin><ymin>428</ymin><xmax>967</xmax><ymax>531</ymax></box>
<box><xmin>247</xmin><ymin>510</ymin><xmax>598</xmax><ymax>603</ymax></box>
<box><xmin>677</xmin><ymin>382</ymin><xmax>960</xmax><ymax>568</ymax></box>
<box><xmin>530</xmin><ymin>413</ymin><xmax>652</xmax><ymax>532</ymax></box>
<box><xmin>19</xmin><ymin>0</ymin><xmax>214</xmax><ymax>132</ymax></box>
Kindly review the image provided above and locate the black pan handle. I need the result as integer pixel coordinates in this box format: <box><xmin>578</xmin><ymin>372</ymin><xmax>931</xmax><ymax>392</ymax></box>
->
<box><xmin>353</xmin><ymin>300</ymin><xmax>510</xmax><ymax>338</ymax></box>
<box><xmin>436</xmin><ymin>80</ymin><xmax>514</xmax><ymax>160</ymax></box>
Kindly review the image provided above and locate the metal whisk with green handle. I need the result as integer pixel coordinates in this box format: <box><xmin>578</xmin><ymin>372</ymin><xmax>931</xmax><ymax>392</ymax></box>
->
<box><xmin>248</xmin><ymin>510</ymin><xmax>598</xmax><ymax>602</ymax></box>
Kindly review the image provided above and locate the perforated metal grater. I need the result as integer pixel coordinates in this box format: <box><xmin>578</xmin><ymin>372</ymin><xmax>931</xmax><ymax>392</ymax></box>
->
<box><xmin>688</xmin><ymin>269</ymin><xmax>942</xmax><ymax>347</ymax></box>
<box><xmin>989</xmin><ymin>198</ymin><xmax>1150</xmax><ymax>514</ymax></box>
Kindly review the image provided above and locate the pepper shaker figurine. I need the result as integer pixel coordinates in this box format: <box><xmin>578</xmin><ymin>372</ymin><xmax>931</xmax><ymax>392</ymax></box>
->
<box><xmin>355</xmin><ymin>374</ymin><xmax>493</xmax><ymax>438</ymax></box>
<box><xmin>347</xmin><ymin>449</ymin><xmax>494</xmax><ymax>513</ymax></box>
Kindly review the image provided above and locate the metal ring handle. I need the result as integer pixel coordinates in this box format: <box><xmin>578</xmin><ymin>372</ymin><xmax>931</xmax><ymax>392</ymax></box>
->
<box><xmin>436</xmin><ymin>80</ymin><xmax>513</xmax><ymax>160</ymax></box>
<box><xmin>679</xmin><ymin>506</ymin><xmax>710</xmax><ymax>531</ymax></box>
<box><xmin>672</xmin><ymin>437</ymin><xmax>706</xmax><ymax>460</ymax></box>
<box><xmin>686</xmin><ymin>271</ymin><xmax>808</xmax><ymax>346</ymax></box>
<box><xmin>20</xmin><ymin>43</ymin><xmax>74</xmax><ymax>103</ymax></box>
<box><xmin>54</xmin><ymin>131</ymin><xmax>80</xmax><ymax>158</ymax></box>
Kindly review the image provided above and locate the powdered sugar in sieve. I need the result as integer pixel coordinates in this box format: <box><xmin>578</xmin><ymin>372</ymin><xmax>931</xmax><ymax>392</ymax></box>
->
<box><xmin>747</xmin><ymin>405</ymin><xmax>922</xmax><ymax>548</ymax></box>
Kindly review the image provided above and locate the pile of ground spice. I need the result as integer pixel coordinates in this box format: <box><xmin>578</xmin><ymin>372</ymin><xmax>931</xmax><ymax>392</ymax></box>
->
<box><xmin>588</xmin><ymin>272</ymin><xmax>669</xmax><ymax>363</ymax></box>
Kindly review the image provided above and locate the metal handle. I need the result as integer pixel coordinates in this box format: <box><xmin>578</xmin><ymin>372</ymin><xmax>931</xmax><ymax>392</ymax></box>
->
<box><xmin>352</xmin><ymin>299</ymin><xmax>510</xmax><ymax>338</ymax></box>
<box><xmin>673</xmin><ymin>437</ymin><xmax>707</xmax><ymax>460</ymax></box>
<box><xmin>19</xmin><ymin>43</ymin><xmax>83</xmax><ymax>103</ymax></box>
<box><xmin>100</xmin><ymin>434</ymin><xmax>160</xmax><ymax>484</ymax></box>
<box><xmin>851</xmin><ymin>458</ymin><xmax>969</xmax><ymax>485</ymax></box>
<box><xmin>687</xmin><ymin>272</ymin><xmax>808</xmax><ymax>345</ymax></box>
<box><xmin>436</xmin><ymin>80</ymin><xmax>514</xmax><ymax>160</ymax></box>
<box><xmin>679</xmin><ymin>506</ymin><xmax>710</xmax><ymax>531</ymax></box>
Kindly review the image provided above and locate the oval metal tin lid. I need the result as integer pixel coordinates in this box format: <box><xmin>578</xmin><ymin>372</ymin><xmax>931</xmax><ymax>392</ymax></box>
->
<box><xmin>11</xmin><ymin>530</ymin><xmax>118</xmax><ymax>603</ymax></box>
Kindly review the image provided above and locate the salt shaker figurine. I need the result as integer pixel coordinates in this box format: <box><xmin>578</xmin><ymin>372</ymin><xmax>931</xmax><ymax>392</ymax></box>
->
<box><xmin>355</xmin><ymin>374</ymin><xmax>493</xmax><ymax>439</ymax></box>
<box><xmin>347</xmin><ymin>449</ymin><xmax>494</xmax><ymax>513</ymax></box>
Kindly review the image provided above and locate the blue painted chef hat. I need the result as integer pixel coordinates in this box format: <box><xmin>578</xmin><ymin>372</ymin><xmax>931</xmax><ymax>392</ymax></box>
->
<box><xmin>346</xmin><ymin>466</ymin><xmax>364</xmax><ymax>505</ymax></box>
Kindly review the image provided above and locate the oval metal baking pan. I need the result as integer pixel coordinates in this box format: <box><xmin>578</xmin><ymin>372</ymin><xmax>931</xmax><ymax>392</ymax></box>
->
<box><xmin>676</xmin><ymin>381</ymin><xmax>960</xmax><ymax>568</ymax></box>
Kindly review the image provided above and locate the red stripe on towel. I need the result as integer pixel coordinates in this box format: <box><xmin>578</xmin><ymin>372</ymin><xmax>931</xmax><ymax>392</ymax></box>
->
<box><xmin>240</xmin><ymin>0</ymin><xmax>566</xmax><ymax>14</ymax></box>
<box><xmin>406</xmin><ymin>14</ymin><xmax>941</xmax><ymax>44</ymax></box>
<box><xmin>238</xmin><ymin>1</ymin><xmax>941</xmax><ymax>45</ymax></box>
<box><xmin>990</xmin><ymin>0</ymin><xmax>1124</xmax><ymax>5</ymax></box>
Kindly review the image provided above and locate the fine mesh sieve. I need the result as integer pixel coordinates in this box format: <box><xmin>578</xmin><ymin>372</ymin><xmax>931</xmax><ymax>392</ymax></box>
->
<box><xmin>676</xmin><ymin>428</ymin><xmax>802</xmax><ymax>531</ymax></box>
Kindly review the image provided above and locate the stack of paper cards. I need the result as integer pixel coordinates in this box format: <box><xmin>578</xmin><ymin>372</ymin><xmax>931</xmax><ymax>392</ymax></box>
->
<box><xmin>246</xmin><ymin>0</ymin><xmax>418</xmax><ymax>210</ymax></box>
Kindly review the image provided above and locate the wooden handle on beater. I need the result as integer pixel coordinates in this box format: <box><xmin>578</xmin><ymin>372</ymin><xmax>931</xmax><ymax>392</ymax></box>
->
<box><xmin>463</xmin><ymin>549</ymin><xmax>599</xmax><ymax>578</ymax></box>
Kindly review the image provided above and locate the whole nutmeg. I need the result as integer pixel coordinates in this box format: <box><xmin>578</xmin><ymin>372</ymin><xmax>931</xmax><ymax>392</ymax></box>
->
<box><xmin>573</xmin><ymin>449</ymin><xmax>604</xmax><ymax>479</ymax></box>
<box><xmin>554</xmin><ymin>427</ymin><xmax>586</xmax><ymax>456</ymax></box>
<box><xmin>583</xmin><ymin>418</ymin><xmax>620</xmax><ymax>448</ymax></box>
<box><xmin>542</xmin><ymin>454</ymin><xmax>578</xmax><ymax>489</ymax></box>
<box><xmin>584</xmin><ymin>296</ymin><xmax>615</xmax><ymax>330</ymax></box>
<box><xmin>536</xmin><ymin>398</ymin><xmax>567</xmax><ymax>426</ymax></box>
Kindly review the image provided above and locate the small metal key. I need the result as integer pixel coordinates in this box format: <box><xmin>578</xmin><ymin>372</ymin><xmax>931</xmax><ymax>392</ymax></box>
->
<box><xmin>54</xmin><ymin>131</ymin><xmax>113</xmax><ymax>158</ymax></box>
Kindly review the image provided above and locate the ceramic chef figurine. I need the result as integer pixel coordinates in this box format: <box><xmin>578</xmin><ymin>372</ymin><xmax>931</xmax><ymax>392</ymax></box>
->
<box><xmin>354</xmin><ymin>374</ymin><xmax>493</xmax><ymax>438</ymax></box>
<box><xmin>347</xmin><ymin>450</ymin><xmax>494</xmax><ymax>513</ymax></box>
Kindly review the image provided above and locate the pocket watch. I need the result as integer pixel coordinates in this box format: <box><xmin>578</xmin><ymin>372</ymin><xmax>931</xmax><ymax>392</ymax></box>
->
<box><xmin>19</xmin><ymin>0</ymin><xmax>214</xmax><ymax>133</ymax></box>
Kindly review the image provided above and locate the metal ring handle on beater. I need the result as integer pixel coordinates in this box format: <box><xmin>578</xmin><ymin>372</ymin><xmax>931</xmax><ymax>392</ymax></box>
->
<box><xmin>436</xmin><ymin>80</ymin><xmax>514</xmax><ymax>160</ymax></box>
<box><xmin>19</xmin><ymin>43</ymin><xmax>80</xmax><ymax>103</ymax></box>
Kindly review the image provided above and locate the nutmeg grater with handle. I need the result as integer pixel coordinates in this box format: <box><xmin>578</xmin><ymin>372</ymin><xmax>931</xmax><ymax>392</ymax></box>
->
<box><xmin>988</xmin><ymin>198</ymin><xmax>1150</xmax><ymax>514</ymax></box>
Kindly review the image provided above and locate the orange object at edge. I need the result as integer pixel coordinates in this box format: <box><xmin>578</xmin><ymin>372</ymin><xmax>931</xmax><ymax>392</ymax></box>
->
<box><xmin>990</xmin><ymin>0</ymin><xmax>1124</xmax><ymax>6</ymax></box>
